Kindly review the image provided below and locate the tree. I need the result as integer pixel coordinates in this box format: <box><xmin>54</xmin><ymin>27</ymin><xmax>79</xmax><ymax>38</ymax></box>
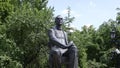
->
<box><xmin>64</xmin><ymin>6</ymin><xmax>75</xmax><ymax>28</ymax></box>
<box><xmin>0</xmin><ymin>0</ymin><xmax>54</xmax><ymax>68</ymax></box>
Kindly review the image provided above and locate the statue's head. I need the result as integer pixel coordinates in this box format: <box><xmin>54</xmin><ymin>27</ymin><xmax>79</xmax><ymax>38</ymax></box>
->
<box><xmin>55</xmin><ymin>15</ymin><xmax>63</xmax><ymax>26</ymax></box>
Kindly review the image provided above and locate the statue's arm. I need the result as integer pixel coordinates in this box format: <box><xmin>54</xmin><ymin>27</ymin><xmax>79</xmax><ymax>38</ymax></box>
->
<box><xmin>64</xmin><ymin>32</ymin><xmax>68</xmax><ymax>44</ymax></box>
<box><xmin>64</xmin><ymin>32</ymin><xmax>74</xmax><ymax>48</ymax></box>
<box><xmin>48</xmin><ymin>29</ymin><xmax>67</xmax><ymax>49</ymax></box>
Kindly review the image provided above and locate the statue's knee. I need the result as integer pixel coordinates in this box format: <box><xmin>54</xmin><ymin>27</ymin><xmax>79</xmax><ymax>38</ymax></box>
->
<box><xmin>72</xmin><ymin>45</ymin><xmax>77</xmax><ymax>50</ymax></box>
<box><xmin>51</xmin><ymin>50</ymin><xmax>61</xmax><ymax>56</ymax></box>
<box><xmin>71</xmin><ymin>46</ymin><xmax>78</xmax><ymax>53</ymax></box>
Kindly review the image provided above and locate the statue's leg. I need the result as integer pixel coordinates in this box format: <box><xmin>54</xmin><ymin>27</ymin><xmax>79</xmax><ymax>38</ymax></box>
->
<box><xmin>116</xmin><ymin>55</ymin><xmax>120</xmax><ymax>68</ymax></box>
<box><xmin>49</xmin><ymin>50</ymin><xmax>62</xmax><ymax>68</ymax></box>
<box><xmin>68</xmin><ymin>45</ymin><xmax>78</xmax><ymax>68</ymax></box>
<box><xmin>49</xmin><ymin>52</ymin><xmax>54</xmax><ymax>68</ymax></box>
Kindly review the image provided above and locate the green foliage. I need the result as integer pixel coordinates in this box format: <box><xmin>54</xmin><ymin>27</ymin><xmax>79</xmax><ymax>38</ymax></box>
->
<box><xmin>68</xmin><ymin>18</ymin><xmax>120</xmax><ymax>68</ymax></box>
<box><xmin>6</xmin><ymin>3</ymin><xmax>53</xmax><ymax>68</ymax></box>
<box><xmin>0</xmin><ymin>0</ymin><xmax>53</xmax><ymax>68</ymax></box>
<box><xmin>69</xmin><ymin>30</ymin><xmax>88</xmax><ymax>68</ymax></box>
<box><xmin>0</xmin><ymin>55</ymin><xmax>22</xmax><ymax>68</ymax></box>
<box><xmin>0</xmin><ymin>0</ymin><xmax>14</xmax><ymax>23</ymax></box>
<box><xmin>87</xmin><ymin>60</ymin><xmax>107</xmax><ymax>68</ymax></box>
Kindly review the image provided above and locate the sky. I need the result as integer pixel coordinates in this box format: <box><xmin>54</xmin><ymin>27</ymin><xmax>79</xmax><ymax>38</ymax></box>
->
<box><xmin>47</xmin><ymin>0</ymin><xmax>120</xmax><ymax>30</ymax></box>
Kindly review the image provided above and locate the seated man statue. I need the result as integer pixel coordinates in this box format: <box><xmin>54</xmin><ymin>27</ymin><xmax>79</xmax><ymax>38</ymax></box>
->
<box><xmin>48</xmin><ymin>15</ymin><xmax>78</xmax><ymax>68</ymax></box>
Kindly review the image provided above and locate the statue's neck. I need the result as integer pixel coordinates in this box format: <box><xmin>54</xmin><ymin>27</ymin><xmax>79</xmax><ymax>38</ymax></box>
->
<box><xmin>56</xmin><ymin>25</ymin><xmax>62</xmax><ymax>30</ymax></box>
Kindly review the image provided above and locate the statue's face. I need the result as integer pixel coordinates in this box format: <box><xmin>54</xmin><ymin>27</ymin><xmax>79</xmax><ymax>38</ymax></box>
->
<box><xmin>55</xmin><ymin>15</ymin><xmax>63</xmax><ymax>26</ymax></box>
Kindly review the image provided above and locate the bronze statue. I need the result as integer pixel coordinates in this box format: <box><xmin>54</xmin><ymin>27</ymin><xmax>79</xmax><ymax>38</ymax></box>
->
<box><xmin>48</xmin><ymin>15</ymin><xmax>78</xmax><ymax>68</ymax></box>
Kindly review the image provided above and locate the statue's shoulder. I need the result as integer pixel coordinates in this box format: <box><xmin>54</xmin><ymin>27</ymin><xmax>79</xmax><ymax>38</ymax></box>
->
<box><xmin>48</xmin><ymin>26</ymin><xmax>56</xmax><ymax>32</ymax></box>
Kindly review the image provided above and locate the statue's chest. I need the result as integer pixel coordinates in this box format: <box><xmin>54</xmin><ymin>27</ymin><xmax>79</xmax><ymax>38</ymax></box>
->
<box><xmin>55</xmin><ymin>30</ymin><xmax>65</xmax><ymax>39</ymax></box>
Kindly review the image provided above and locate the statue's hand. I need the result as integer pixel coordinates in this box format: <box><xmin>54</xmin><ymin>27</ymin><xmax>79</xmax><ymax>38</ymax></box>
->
<box><xmin>67</xmin><ymin>41</ymin><xmax>74</xmax><ymax>48</ymax></box>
